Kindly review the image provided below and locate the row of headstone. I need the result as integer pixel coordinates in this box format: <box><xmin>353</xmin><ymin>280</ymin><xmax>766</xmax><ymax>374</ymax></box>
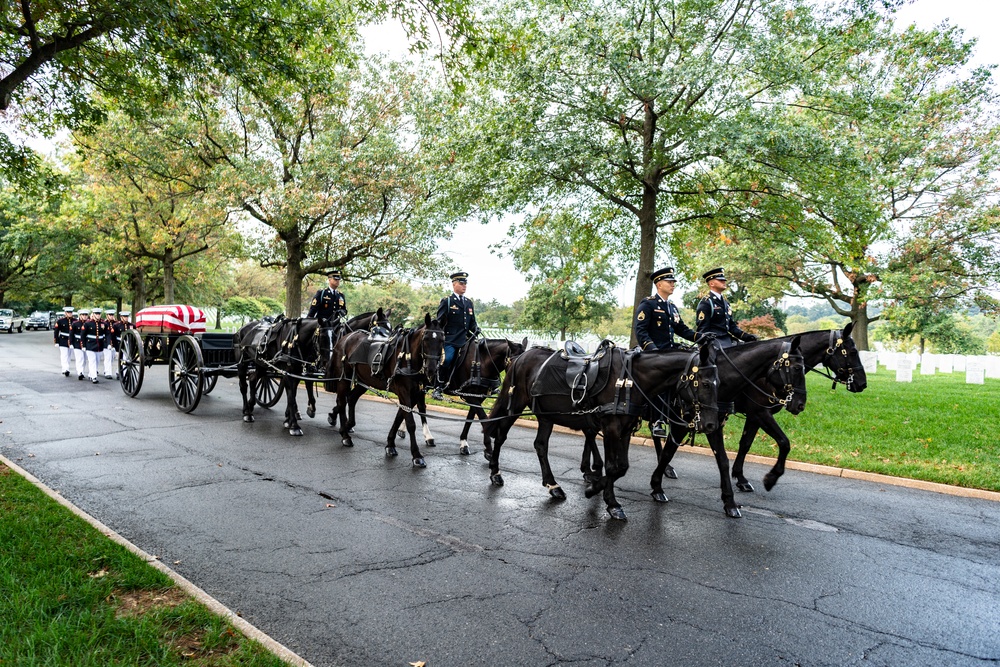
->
<box><xmin>877</xmin><ymin>350</ymin><xmax>998</xmax><ymax>384</ymax></box>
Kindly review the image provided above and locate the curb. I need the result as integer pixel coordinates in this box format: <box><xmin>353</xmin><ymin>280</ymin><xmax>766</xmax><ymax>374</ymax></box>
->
<box><xmin>0</xmin><ymin>453</ymin><xmax>313</xmax><ymax>667</ymax></box>
<box><xmin>361</xmin><ymin>395</ymin><xmax>1000</xmax><ymax>504</ymax></box>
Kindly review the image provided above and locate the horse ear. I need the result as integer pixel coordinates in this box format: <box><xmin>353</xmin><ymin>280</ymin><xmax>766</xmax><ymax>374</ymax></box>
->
<box><xmin>843</xmin><ymin>321</ymin><xmax>854</xmax><ymax>338</ymax></box>
<box><xmin>376</xmin><ymin>307</ymin><xmax>384</xmax><ymax>318</ymax></box>
<box><xmin>424</xmin><ymin>312</ymin><xmax>432</xmax><ymax>327</ymax></box>
<box><xmin>521</xmin><ymin>336</ymin><xmax>528</xmax><ymax>350</ymax></box>
<box><xmin>791</xmin><ymin>335</ymin><xmax>801</xmax><ymax>352</ymax></box>
<box><xmin>700</xmin><ymin>343</ymin><xmax>711</xmax><ymax>364</ymax></box>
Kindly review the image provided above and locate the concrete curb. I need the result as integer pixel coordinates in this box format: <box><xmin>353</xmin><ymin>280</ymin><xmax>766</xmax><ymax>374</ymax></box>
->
<box><xmin>362</xmin><ymin>394</ymin><xmax>1000</xmax><ymax>504</ymax></box>
<box><xmin>0</xmin><ymin>453</ymin><xmax>313</xmax><ymax>667</ymax></box>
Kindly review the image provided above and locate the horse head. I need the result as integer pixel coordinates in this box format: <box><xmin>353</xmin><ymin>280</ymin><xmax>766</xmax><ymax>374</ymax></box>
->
<box><xmin>675</xmin><ymin>342</ymin><xmax>720</xmax><ymax>434</ymax></box>
<box><xmin>766</xmin><ymin>335</ymin><xmax>808</xmax><ymax>415</ymax></box>
<box><xmin>824</xmin><ymin>322</ymin><xmax>867</xmax><ymax>392</ymax></box>
<box><xmin>281</xmin><ymin>318</ymin><xmax>323</xmax><ymax>370</ymax></box>
<box><xmin>417</xmin><ymin>313</ymin><xmax>445</xmax><ymax>384</ymax></box>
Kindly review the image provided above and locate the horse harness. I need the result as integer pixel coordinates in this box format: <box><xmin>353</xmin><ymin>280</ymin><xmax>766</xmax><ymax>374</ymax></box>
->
<box><xmin>810</xmin><ymin>329</ymin><xmax>865</xmax><ymax>390</ymax></box>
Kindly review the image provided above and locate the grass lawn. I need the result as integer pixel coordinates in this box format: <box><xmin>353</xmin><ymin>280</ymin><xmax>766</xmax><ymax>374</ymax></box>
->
<box><xmin>0</xmin><ymin>463</ymin><xmax>290</xmax><ymax>667</ymax></box>
<box><xmin>686</xmin><ymin>371</ymin><xmax>1000</xmax><ymax>492</ymax></box>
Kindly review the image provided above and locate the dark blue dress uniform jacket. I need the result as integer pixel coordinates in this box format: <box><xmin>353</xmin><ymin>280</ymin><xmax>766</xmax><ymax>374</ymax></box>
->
<box><xmin>695</xmin><ymin>292</ymin><xmax>753</xmax><ymax>345</ymax></box>
<box><xmin>436</xmin><ymin>294</ymin><xmax>478</xmax><ymax>347</ymax></box>
<box><xmin>54</xmin><ymin>316</ymin><xmax>73</xmax><ymax>347</ymax></box>
<box><xmin>307</xmin><ymin>288</ymin><xmax>347</xmax><ymax>321</ymax></box>
<box><xmin>634</xmin><ymin>295</ymin><xmax>696</xmax><ymax>350</ymax></box>
<box><xmin>81</xmin><ymin>320</ymin><xmax>104</xmax><ymax>352</ymax></box>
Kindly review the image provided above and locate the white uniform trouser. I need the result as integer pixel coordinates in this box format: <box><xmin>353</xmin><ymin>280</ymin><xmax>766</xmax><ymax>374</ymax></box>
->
<box><xmin>59</xmin><ymin>345</ymin><xmax>72</xmax><ymax>373</ymax></box>
<box><xmin>85</xmin><ymin>350</ymin><xmax>100</xmax><ymax>380</ymax></box>
<box><xmin>104</xmin><ymin>348</ymin><xmax>116</xmax><ymax>377</ymax></box>
<box><xmin>74</xmin><ymin>348</ymin><xmax>86</xmax><ymax>375</ymax></box>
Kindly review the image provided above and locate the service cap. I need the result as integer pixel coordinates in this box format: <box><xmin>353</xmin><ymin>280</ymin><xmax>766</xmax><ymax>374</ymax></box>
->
<box><xmin>702</xmin><ymin>267</ymin><xmax>727</xmax><ymax>282</ymax></box>
<box><xmin>651</xmin><ymin>267</ymin><xmax>677</xmax><ymax>283</ymax></box>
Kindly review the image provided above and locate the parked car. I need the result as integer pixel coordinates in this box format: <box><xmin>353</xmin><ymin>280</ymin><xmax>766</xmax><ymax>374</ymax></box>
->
<box><xmin>26</xmin><ymin>311</ymin><xmax>54</xmax><ymax>330</ymax></box>
<box><xmin>0</xmin><ymin>309</ymin><xmax>26</xmax><ymax>333</ymax></box>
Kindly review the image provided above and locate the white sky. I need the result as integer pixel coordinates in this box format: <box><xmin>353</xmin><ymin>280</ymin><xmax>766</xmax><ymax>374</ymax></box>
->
<box><xmin>365</xmin><ymin>0</ymin><xmax>1000</xmax><ymax>305</ymax></box>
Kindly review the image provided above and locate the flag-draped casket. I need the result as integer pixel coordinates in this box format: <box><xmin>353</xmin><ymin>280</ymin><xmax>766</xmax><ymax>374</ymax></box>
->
<box><xmin>135</xmin><ymin>305</ymin><xmax>207</xmax><ymax>334</ymax></box>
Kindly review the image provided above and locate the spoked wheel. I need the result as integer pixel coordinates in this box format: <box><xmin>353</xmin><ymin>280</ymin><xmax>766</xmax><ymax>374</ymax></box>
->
<box><xmin>118</xmin><ymin>329</ymin><xmax>145</xmax><ymax>398</ymax></box>
<box><xmin>201</xmin><ymin>373</ymin><xmax>219</xmax><ymax>395</ymax></box>
<box><xmin>168</xmin><ymin>335</ymin><xmax>204</xmax><ymax>413</ymax></box>
<box><xmin>253</xmin><ymin>373</ymin><xmax>284</xmax><ymax>408</ymax></box>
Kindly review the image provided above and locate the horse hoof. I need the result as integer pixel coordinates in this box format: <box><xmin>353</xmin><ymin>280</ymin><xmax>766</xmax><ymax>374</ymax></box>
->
<box><xmin>348</xmin><ymin>428</ymin><xmax>355</xmax><ymax>434</ymax></box>
<box><xmin>307</xmin><ymin>407</ymin><xmax>316</xmax><ymax>418</ymax></box>
<box><xmin>583</xmin><ymin>472</ymin><xmax>601</xmax><ymax>484</ymax></box>
<box><xmin>459</xmin><ymin>444</ymin><xmax>470</xmax><ymax>456</ymax></box>
<box><xmin>651</xmin><ymin>491</ymin><xmax>668</xmax><ymax>503</ymax></box>
<box><xmin>426</xmin><ymin>439</ymin><xmax>436</xmax><ymax>448</ymax></box>
<box><xmin>327</xmin><ymin>413</ymin><xmax>337</xmax><ymax>426</ymax></box>
<box><xmin>295</xmin><ymin>412</ymin><xmax>301</xmax><ymax>421</ymax></box>
<box><xmin>342</xmin><ymin>439</ymin><xmax>354</xmax><ymax>448</ymax></box>
<box><xmin>412</xmin><ymin>458</ymin><xmax>426</xmax><ymax>468</ymax></box>
<box><xmin>483</xmin><ymin>449</ymin><xmax>492</xmax><ymax>461</ymax></box>
<box><xmin>243</xmin><ymin>415</ymin><xmax>254</xmax><ymax>423</ymax></box>
<box><xmin>736</xmin><ymin>481</ymin><xmax>755</xmax><ymax>493</ymax></box>
<box><xmin>385</xmin><ymin>446</ymin><xmax>398</xmax><ymax>457</ymax></box>
<box><xmin>490</xmin><ymin>473</ymin><xmax>504</xmax><ymax>487</ymax></box>
<box><xmin>289</xmin><ymin>428</ymin><xmax>303</xmax><ymax>436</ymax></box>
<box><xmin>664</xmin><ymin>466</ymin><xmax>678</xmax><ymax>480</ymax></box>
<box><xmin>282</xmin><ymin>421</ymin><xmax>289</xmax><ymax>429</ymax></box>
<box><xmin>607</xmin><ymin>506</ymin><xmax>628</xmax><ymax>521</ymax></box>
<box><xmin>725</xmin><ymin>506</ymin><xmax>743</xmax><ymax>518</ymax></box>
<box><xmin>549</xmin><ymin>486</ymin><xmax>566</xmax><ymax>500</ymax></box>
<box><xmin>584</xmin><ymin>484</ymin><xmax>601</xmax><ymax>499</ymax></box>
<box><xmin>763</xmin><ymin>474</ymin><xmax>779</xmax><ymax>491</ymax></box>
<box><xmin>396</xmin><ymin>430</ymin><xmax>404</xmax><ymax>439</ymax></box>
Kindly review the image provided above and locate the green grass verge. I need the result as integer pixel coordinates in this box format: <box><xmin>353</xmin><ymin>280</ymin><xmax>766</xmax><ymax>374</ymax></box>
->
<box><xmin>426</xmin><ymin>371</ymin><xmax>1000</xmax><ymax>492</ymax></box>
<box><xmin>0</xmin><ymin>464</ymin><xmax>290</xmax><ymax>667</ymax></box>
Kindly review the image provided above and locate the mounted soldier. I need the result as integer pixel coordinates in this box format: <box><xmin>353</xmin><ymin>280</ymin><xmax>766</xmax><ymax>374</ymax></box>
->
<box><xmin>695</xmin><ymin>267</ymin><xmax>757</xmax><ymax>348</ymax></box>
<box><xmin>432</xmin><ymin>270</ymin><xmax>480</xmax><ymax>400</ymax></box>
<box><xmin>633</xmin><ymin>266</ymin><xmax>697</xmax><ymax>437</ymax></box>
<box><xmin>53</xmin><ymin>306</ymin><xmax>75</xmax><ymax>376</ymax></box>
<box><xmin>307</xmin><ymin>270</ymin><xmax>348</xmax><ymax>325</ymax></box>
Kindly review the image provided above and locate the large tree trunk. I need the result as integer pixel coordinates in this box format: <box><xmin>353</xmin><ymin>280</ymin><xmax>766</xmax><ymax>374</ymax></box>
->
<box><xmin>163</xmin><ymin>249</ymin><xmax>175</xmax><ymax>303</ymax></box>
<box><xmin>852</xmin><ymin>305</ymin><xmax>872</xmax><ymax>351</ymax></box>
<box><xmin>284</xmin><ymin>238</ymin><xmax>305</xmax><ymax>317</ymax></box>
<box><xmin>133</xmin><ymin>268</ymin><xmax>147</xmax><ymax>313</ymax></box>
<box><xmin>630</xmin><ymin>189</ymin><xmax>658</xmax><ymax>348</ymax></box>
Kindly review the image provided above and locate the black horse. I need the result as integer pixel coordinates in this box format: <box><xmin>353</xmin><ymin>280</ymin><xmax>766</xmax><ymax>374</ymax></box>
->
<box><xmin>235</xmin><ymin>317</ymin><xmax>327</xmax><ymax>436</ymax></box>
<box><xmin>655</xmin><ymin>325</ymin><xmax>867</xmax><ymax>493</ymax></box>
<box><xmin>423</xmin><ymin>336</ymin><xmax>528</xmax><ymax>456</ymax></box>
<box><xmin>484</xmin><ymin>342</ymin><xmax>720</xmax><ymax>520</ymax></box>
<box><xmin>328</xmin><ymin>314</ymin><xmax>445</xmax><ymax>467</ymax></box>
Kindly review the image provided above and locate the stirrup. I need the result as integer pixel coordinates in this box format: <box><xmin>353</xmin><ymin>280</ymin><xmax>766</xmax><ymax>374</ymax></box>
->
<box><xmin>650</xmin><ymin>421</ymin><xmax>667</xmax><ymax>439</ymax></box>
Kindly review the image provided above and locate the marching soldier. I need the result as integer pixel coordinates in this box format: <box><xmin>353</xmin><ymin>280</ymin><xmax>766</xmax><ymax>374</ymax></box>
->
<box><xmin>103</xmin><ymin>309</ymin><xmax>118</xmax><ymax>379</ymax></box>
<box><xmin>432</xmin><ymin>271</ymin><xmax>479</xmax><ymax>400</ymax></box>
<box><xmin>53</xmin><ymin>306</ymin><xmax>75</xmax><ymax>376</ymax></box>
<box><xmin>119</xmin><ymin>311</ymin><xmax>134</xmax><ymax>330</ymax></box>
<box><xmin>695</xmin><ymin>267</ymin><xmax>757</xmax><ymax>348</ymax></box>
<box><xmin>70</xmin><ymin>309</ymin><xmax>88</xmax><ymax>380</ymax></box>
<box><xmin>634</xmin><ymin>267</ymin><xmax>697</xmax><ymax>351</ymax></box>
<box><xmin>307</xmin><ymin>270</ymin><xmax>348</xmax><ymax>324</ymax></box>
<box><xmin>81</xmin><ymin>309</ymin><xmax>104</xmax><ymax>383</ymax></box>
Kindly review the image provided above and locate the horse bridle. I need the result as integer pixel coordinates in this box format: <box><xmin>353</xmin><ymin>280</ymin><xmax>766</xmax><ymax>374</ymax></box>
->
<box><xmin>812</xmin><ymin>329</ymin><xmax>865</xmax><ymax>390</ymax></box>
<box><xmin>763</xmin><ymin>341</ymin><xmax>807</xmax><ymax>407</ymax></box>
<box><xmin>674</xmin><ymin>351</ymin><xmax>719</xmax><ymax>432</ymax></box>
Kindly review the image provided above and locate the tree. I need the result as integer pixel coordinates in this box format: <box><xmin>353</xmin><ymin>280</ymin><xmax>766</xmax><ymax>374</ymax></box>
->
<box><xmin>423</xmin><ymin>0</ymin><xmax>879</xmax><ymax>318</ymax></box>
<box><xmin>670</xmin><ymin>23</ymin><xmax>1000</xmax><ymax>350</ymax></box>
<box><xmin>509</xmin><ymin>210</ymin><xmax>618</xmax><ymax>340</ymax></box>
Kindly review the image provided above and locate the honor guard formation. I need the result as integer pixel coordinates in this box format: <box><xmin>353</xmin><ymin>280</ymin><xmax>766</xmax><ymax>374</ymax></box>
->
<box><xmin>54</xmin><ymin>307</ymin><xmax>134</xmax><ymax>383</ymax></box>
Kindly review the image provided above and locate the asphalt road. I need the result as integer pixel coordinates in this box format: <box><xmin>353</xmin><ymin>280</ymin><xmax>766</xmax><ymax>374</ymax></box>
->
<box><xmin>2</xmin><ymin>330</ymin><xmax>999</xmax><ymax>667</ymax></box>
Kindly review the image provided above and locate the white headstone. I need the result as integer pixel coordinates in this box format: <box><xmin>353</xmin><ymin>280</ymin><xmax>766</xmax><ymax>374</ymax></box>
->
<box><xmin>908</xmin><ymin>352</ymin><xmax>921</xmax><ymax>369</ymax></box>
<box><xmin>966</xmin><ymin>361</ymin><xmax>985</xmax><ymax>385</ymax></box>
<box><xmin>954</xmin><ymin>355</ymin><xmax>967</xmax><ymax>372</ymax></box>
<box><xmin>896</xmin><ymin>358</ymin><xmax>913</xmax><ymax>383</ymax></box>
<box><xmin>882</xmin><ymin>352</ymin><xmax>899</xmax><ymax>371</ymax></box>
<box><xmin>920</xmin><ymin>353</ymin><xmax>936</xmax><ymax>375</ymax></box>
<box><xmin>938</xmin><ymin>355</ymin><xmax>953</xmax><ymax>374</ymax></box>
<box><xmin>860</xmin><ymin>350</ymin><xmax>878</xmax><ymax>375</ymax></box>
<box><xmin>986</xmin><ymin>358</ymin><xmax>1000</xmax><ymax>380</ymax></box>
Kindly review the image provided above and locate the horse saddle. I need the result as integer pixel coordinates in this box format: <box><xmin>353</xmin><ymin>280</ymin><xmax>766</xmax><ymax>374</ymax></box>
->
<box><xmin>531</xmin><ymin>340</ymin><xmax>615</xmax><ymax>405</ymax></box>
<box><xmin>348</xmin><ymin>332</ymin><xmax>396</xmax><ymax>376</ymax></box>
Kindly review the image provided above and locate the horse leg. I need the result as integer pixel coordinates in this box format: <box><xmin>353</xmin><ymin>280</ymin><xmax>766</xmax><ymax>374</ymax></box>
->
<box><xmin>305</xmin><ymin>381</ymin><xmax>316</xmax><ymax>419</ymax></box>
<box><xmin>487</xmin><ymin>414</ymin><xmax>518</xmax><ymax>487</ymax></box>
<box><xmin>754</xmin><ymin>412</ymin><xmax>792</xmax><ymax>491</ymax></box>
<box><xmin>601</xmin><ymin>422</ymin><xmax>630</xmax><ymax>520</ymax></box>
<box><xmin>284</xmin><ymin>377</ymin><xmax>303</xmax><ymax>436</ymax></box>
<box><xmin>238</xmin><ymin>361</ymin><xmax>255</xmax><ymax>423</ymax></box>
<box><xmin>401</xmin><ymin>388</ymin><xmax>426</xmax><ymax>468</ymax></box>
<box><xmin>336</xmin><ymin>382</ymin><xmax>356</xmax><ymax>447</ymax></box>
<box><xmin>650</xmin><ymin>426</ymin><xmax>684</xmax><ymax>503</ymax></box>
<box><xmin>459</xmin><ymin>399</ymin><xmax>479</xmax><ymax>456</ymax></box>
<box><xmin>733</xmin><ymin>415</ymin><xmax>761</xmax><ymax>492</ymax></box>
<box><xmin>531</xmin><ymin>421</ymin><xmax>565</xmax><ymax>500</ymax></box>
<box><xmin>654</xmin><ymin>433</ymin><xmax>678</xmax><ymax>480</ymax></box>
<box><xmin>469</xmin><ymin>404</ymin><xmax>490</xmax><ymax>459</ymax></box>
<box><xmin>707</xmin><ymin>430</ymin><xmax>741</xmax><ymax>518</ymax></box>
<box><xmin>385</xmin><ymin>406</ymin><xmax>406</xmax><ymax>459</ymax></box>
<box><xmin>415</xmin><ymin>391</ymin><xmax>435</xmax><ymax>449</ymax></box>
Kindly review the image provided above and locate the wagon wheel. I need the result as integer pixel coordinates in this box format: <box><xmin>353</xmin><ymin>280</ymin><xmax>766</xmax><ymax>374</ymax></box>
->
<box><xmin>168</xmin><ymin>335</ymin><xmax>204</xmax><ymax>413</ymax></box>
<box><xmin>253</xmin><ymin>373</ymin><xmax>284</xmax><ymax>408</ymax></box>
<box><xmin>201</xmin><ymin>373</ymin><xmax>219</xmax><ymax>395</ymax></box>
<box><xmin>119</xmin><ymin>329</ymin><xmax>145</xmax><ymax>398</ymax></box>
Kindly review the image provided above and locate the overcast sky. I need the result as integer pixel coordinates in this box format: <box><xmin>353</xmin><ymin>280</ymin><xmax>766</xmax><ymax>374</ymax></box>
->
<box><xmin>370</xmin><ymin>0</ymin><xmax>1000</xmax><ymax>304</ymax></box>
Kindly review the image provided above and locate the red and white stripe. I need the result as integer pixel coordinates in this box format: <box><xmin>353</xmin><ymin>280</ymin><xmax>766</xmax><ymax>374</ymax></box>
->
<box><xmin>135</xmin><ymin>305</ymin><xmax>207</xmax><ymax>334</ymax></box>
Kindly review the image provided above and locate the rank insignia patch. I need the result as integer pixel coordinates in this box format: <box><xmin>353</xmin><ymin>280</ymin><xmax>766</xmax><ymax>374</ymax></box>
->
<box><xmin>637</xmin><ymin>311</ymin><xmax>646</xmax><ymax>321</ymax></box>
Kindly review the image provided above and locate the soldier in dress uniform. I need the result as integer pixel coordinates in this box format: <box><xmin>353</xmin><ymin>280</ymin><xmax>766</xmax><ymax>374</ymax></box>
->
<box><xmin>307</xmin><ymin>270</ymin><xmax>348</xmax><ymax>324</ymax></box>
<box><xmin>103</xmin><ymin>309</ymin><xmax>119</xmax><ymax>379</ymax></box>
<box><xmin>695</xmin><ymin>267</ymin><xmax>757</xmax><ymax>349</ymax></box>
<box><xmin>634</xmin><ymin>267</ymin><xmax>697</xmax><ymax>351</ymax></box>
<box><xmin>633</xmin><ymin>267</ymin><xmax>697</xmax><ymax>437</ymax></box>
<box><xmin>53</xmin><ymin>306</ymin><xmax>75</xmax><ymax>376</ymax></box>
<box><xmin>119</xmin><ymin>311</ymin><xmax>134</xmax><ymax>330</ymax></box>
<box><xmin>432</xmin><ymin>271</ymin><xmax>480</xmax><ymax>400</ymax></box>
<box><xmin>70</xmin><ymin>309</ymin><xmax>89</xmax><ymax>380</ymax></box>
<box><xmin>82</xmin><ymin>309</ymin><xmax>104</xmax><ymax>383</ymax></box>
